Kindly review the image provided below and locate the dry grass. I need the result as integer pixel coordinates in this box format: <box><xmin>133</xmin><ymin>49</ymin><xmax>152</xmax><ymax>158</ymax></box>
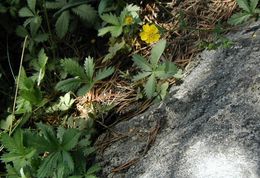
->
<box><xmin>76</xmin><ymin>0</ymin><xmax>238</xmax><ymax>125</ymax></box>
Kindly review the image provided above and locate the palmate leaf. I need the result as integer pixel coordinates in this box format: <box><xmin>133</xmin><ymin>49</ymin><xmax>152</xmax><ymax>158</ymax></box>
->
<box><xmin>132</xmin><ymin>54</ymin><xmax>152</xmax><ymax>71</ymax></box>
<box><xmin>55</xmin><ymin>10</ymin><xmax>70</xmax><ymax>38</ymax></box>
<box><xmin>237</xmin><ymin>0</ymin><xmax>251</xmax><ymax>12</ymax></box>
<box><xmin>61</xmin><ymin>58</ymin><xmax>86</xmax><ymax>79</ymax></box>
<box><xmin>227</xmin><ymin>12</ymin><xmax>251</xmax><ymax>25</ymax></box>
<box><xmin>94</xmin><ymin>67</ymin><xmax>115</xmax><ymax>81</ymax></box>
<box><xmin>150</xmin><ymin>39</ymin><xmax>166</xmax><ymax>67</ymax></box>
<box><xmin>61</xmin><ymin>151</ymin><xmax>74</xmax><ymax>172</ymax></box>
<box><xmin>144</xmin><ymin>74</ymin><xmax>156</xmax><ymax>99</ymax></box>
<box><xmin>72</xmin><ymin>4</ymin><xmax>97</xmax><ymax>23</ymax></box>
<box><xmin>55</xmin><ymin>78</ymin><xmax>82</xmax><ymax>92</ymax></box>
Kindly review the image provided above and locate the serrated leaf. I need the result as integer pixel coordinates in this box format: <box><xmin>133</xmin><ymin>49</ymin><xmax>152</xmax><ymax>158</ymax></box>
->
<box><xmin>61</xmin><ymin>128</ymin><xmax>81</xmax><ymax>151</ymax></box>
<box><xmin>37</xmin><ymin>152</ymin><xmax>60</xmax><ymax>178</ymax></box>
<box><xmin>132</xmin><ymin>54</ymin><xmax>152</xmax><ymax>71</ymax></box>
<box><xmin>61</xmin><ymin>58</ymin><xmax>86</xmax><ymax>79</ymax></box>
<box><xmin>237</xmin><ymin>0</ymin><xmax>251</xmax><ymax>12</ymax></box>
<box><xmin>159</xmin><ymin>82</ymin><xmax>169</xmax><ymax>100</ymax></box>
<box><xmin>55</xmin><ymin>78</ymin><xmax>82</xmax><ymax>92</ymax></box>
<box><xmin>55</xmin><ymin>10</ymin><xmax>70</xmax><ymax>38</ymax></box>
<box><xmin>45</xmin><ymin>1</ymin><xmax>66</xmax><ymax>9</ymax></box>
<box><xmin>227</xmin><ymin>12</ymin><xmax>251</xmax><ymax>25</ymax></box>
<box><xmin>133</xmin><ymin>72</ymin><xmax>151</xmax><ymax>81</ymax></box>
<box><xmin>84</xmin><ymin>56</ymin><xmax>95</xmax><ymax>80</ymax></box>
<box><xmin>103</xmin><ymin>40</ymin><xmax>125</xmax><ymax>62</ymax></box>
<box><xmin>27</xmin><ymin>0</ymin><xmax>36</xmax><ymax>13</ymax></box>
<box><xmin>144</xmin><ymin>74</ymin><xmax>156</xmax><ymax>99</ymax></box>
<box><xmin>77</xmin><ymin>84</ymin><xmax>93</xmax><ymax>96</ymax></box>
<box><xmin>94</xmin><ymin>67</ymin><xmax>114</xmax><ymax>81</ymax></box>
<box><xmin>72</xmin><ymin>4</ymin><xmax>97</xmax><ymax>23</ymax></box>
<box><xmin>18</xmin><ymin>7</ymin><xmax>34</xmax><ymax>17</ymax></box>
<box><xmin>250</xmin><ymin>0</ymin><xmax>259</xmax><ymax>11</ymax></box>
<box><xmin>98</xmin><ymin>25</ymin><xmax>123</xmax><ymax>37</ymax></box>
<box><xmin>61</xmin><ymin>151</ymin><xmax>74</xmax><ymax>172</ymax></box>
<box><xmin>150</xmin><ymin>39</ymin><xmax>166</xmax><ymax>67</ymax></box>
<box><xmin>101</xmin><ymin>13</ymin><xmax>120</xmax><ymax>25</ymax></box>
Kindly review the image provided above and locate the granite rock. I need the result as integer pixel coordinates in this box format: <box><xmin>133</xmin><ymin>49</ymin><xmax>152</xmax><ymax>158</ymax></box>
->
<box><xmin>95</xmin><ymin>21</ymin><xmax>260</xmax><ymax>178</ymax></box>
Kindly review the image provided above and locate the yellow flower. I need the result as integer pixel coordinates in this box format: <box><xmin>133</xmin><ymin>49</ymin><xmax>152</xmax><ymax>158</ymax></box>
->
<box><xmin>124</xmin><ymin>15</ymin><xmax>134</xmax><ymax>25</ymax></box>
<box><xmin>139</xmin><ymin>24</ymin><xmax>160</xmax><ymax>44</ymax></box>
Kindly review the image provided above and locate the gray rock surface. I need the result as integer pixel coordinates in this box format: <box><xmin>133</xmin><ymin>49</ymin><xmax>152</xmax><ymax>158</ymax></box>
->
<box><xmin>95</xmin><ymin>21</ymin><xmax>260</xmax><ymax>178</ymax></box>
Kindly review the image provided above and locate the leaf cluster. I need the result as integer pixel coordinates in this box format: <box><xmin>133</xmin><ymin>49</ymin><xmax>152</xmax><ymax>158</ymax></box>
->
<box><xmin>56</xmin><ymin>57</ymin><xmax>115</xmax><ymax>96</ymax></box>
<box><xmin>132</xmin><ymin>39</ymin><xmax>182</xmax><ymax>99</ymax></box>
<box><xmin>228</xmin><ymin>0</ymin><xmax>260</xmax><ymax>25</ymax></box>
<box><xmin>0</xmin><ymin>123</ymin><xmax>100</xmax><ymax>178</ymax></box>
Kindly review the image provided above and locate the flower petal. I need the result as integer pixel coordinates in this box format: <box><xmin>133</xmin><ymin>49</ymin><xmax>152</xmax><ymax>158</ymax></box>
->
<box><xmin>140</xmin><ymin>32</ymin><xmax>148</xmax><ymax>41</ymax></box>
<box><xmin>150</xmin><ymin>24</ymin><xmax>159</xmax><ymax>33</ymax></box>
<box><xmin>143</xmin><ymin>24</ymin><xmax>150</xmax><ymax>32</ymax></box>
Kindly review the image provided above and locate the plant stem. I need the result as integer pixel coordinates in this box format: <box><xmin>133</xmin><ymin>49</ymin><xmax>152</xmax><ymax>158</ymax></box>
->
<box><xmin>9</xmin><ymin>35</ymin><xmax>28</xmax><ymax>135</ymax></box>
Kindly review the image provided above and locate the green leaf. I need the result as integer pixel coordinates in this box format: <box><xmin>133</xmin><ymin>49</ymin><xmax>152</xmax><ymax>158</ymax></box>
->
<box><xmin>94</xmin><ymin>67</ymin><xmax>114</xmax><ymax>81</ymax></box>
<box><xmin>61</xmin><ymin>151</ymin><xmax>74</xmax><ymax>172</ymax></box>
<box><xmin>36</xmin><ymin>48</ymin><xmax>48</xmax><ymax>85</ymax></box>
<box><xmin>237</xmin><ymin>0</ymin><xmax>251</xmax><ymax>12</ymax></box>
<box><xmin>45</xmin><ymin>1</ymin><xmax>66</xmax><ymax>9</ymax></box>
<box><xmin>132</xmin><ymin>54</ymin><xmax>152</xmax><ymax>71</ymax></box>
<box><xmin>0</xmin><ymin>114</ymin><xmax>14</xmax><ymax>131</ymax></box>
<box><xmin>55</xmin><ymin>78</ymin><xmax>82</xmax><ymax>92</ymax></box>
<box><xmin>98</xmin><ymin>25</ymin><xmax>123</xmax><ymax>37</ymax></box>
<box><xmin>103</xmin><ymin>40</ymin><xmax>125</xmax><ymax>62</ymax></box>
<box><xmin>61</xmin><ymin>128</ymin><xmax>81</xmax><ymax>151</ymax></box>
<box><xmin>34</xmin><ymin>33</ymin><xmax>49</xmax><ymax>42</ymax></box>
<box><xmin>27</xmin><ymin>0</ymin><xmax>36</xmax><ymax>13</ymax></box>
<box><xmin>101</xmin><ymin>13</ymin><xmax>120</xmax><ymax>25</ymax></box>
<box><xmin>144</xmin><ymin>74</ymin><xmax>156</xmax><ymax>99</ymax></box>
<box><xmin>132</xmin><ymin>72</ymin><xmax>151</xmax><ymax>81</ymax></box>
<box><xmin>150</xmin><ymin>39</ymin><xmax>166</xmax><ymax>67</ymax></box>
<box><xmin>18</xmin><ymin>7</ymin><xmax>34</xmax><ymax>17</ymax></box>
<box><xmin>30</xmin><ymin>15</ymin><xmax>42</xmax><ymax>36</ymax></box>
<box><xmin>77</xmin><ymin>84</ymin><xmax>93</xmax><ymax>96</ymax></box>
<box><xmin>61</xmin><ymin>58</ymin><xmax>86</xmax><ymax>79</ymax></box>
<box><xmin>16</xmin><ymin>26</ymin><xmax>29</xmax><ymax>37</ymax></box>
<box><xmin>227</xmin><ymin>12</ymin><xmax>251</xmax><ymax>25</ymax></box>
<box><xmin>250</xmin><ymin>0</ymin><xmax>259</xmax><ymax>11</ymax></box>
<box><xmin>37</xmin><ymin>152</ymin><xmax>60</xmax><ymax>178</ymax></box>
<box><xmin>55</xmin><ymin>10</ymin><xmax>70</xmax><ymax>38</ymax></box>
<box><xmin>159</xmin><ymin>82</ymin><xmax>169</xmax><ymax>100</ymax></box>
<box><xmin>20</xmin><ymin>87</ymin><xmax>42</xmax><ymax>105</ymax></box>
<box><xmin>84</xmin><ymin>57</ymin><xmax>95</xmax><ymax>80</ymax></box>
<box><xmin>72</xmin><ymin>4</ymin><xmax>97</xmax><ymax>23</ymax></box>
<box><xmin>86</xmin><ymin>164</ymin><xmax>101</xmax><ymax>175</ymax></box>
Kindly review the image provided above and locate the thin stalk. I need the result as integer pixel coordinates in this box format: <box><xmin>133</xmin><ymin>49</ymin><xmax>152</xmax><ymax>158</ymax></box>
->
<box><xmin>9</xmin><ymin>35</ymin><xmax>28</xmax><ymax>135</ymax></box>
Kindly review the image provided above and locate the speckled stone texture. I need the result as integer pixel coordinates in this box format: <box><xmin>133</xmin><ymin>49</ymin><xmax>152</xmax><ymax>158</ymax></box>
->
<box><xmin>95</xmin><ymin>21</ymin><xmax>260</xmax><ymax>178</ymax></box>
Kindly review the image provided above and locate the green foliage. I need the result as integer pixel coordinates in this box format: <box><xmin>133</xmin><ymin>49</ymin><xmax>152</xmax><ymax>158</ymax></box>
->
<box><xmin>228</xmin><ymin>0</ymin><xmax>260</xmax><ymax>25</ymax></box>
<box><xmin>45</xmin><ymin>0</ymin><xmax>98</xmax><ymax>38</ymax></box>
<box><xmin>132</xmin><ymin>39</ymin><xmax>182</xmax><ymax>99</ymax></box>
<box><xmin>56</xmin><ymin>57</ymin><xmax>115</xmax><ymax>96</ymax></box>
<box><xmin>1</xmin><ymin>123</ymin><xmax>100</xmax><ymax>178</ymax></box>
<box><xmin>98</xmin><ymin>4</ymin><xmax>140</xmax><ymax>37</ymax></box>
